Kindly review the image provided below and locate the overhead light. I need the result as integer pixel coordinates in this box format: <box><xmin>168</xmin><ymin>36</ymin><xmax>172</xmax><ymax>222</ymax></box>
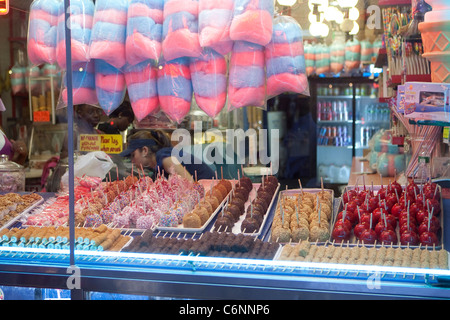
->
<box><xmin>309</xmin><ymin>22</ymin><xmax>330</xmax><ymax>37</ymax></box>
<box><xmin>337</xmin><ymin>0</ymin><xmax>358</xmax><ymax>8</ymax></box>
<box><xmin>277</xmin><ymin>0</ymin><xmax>297</xmax><ymax>6</ymax></box>
<box><xmin>324</xmin><ymin>5</ymin><xmax>341</xmax><ymax>22</ymax></box>
<box><xmin>348</xmin><ymin>7</ymin><xmax>359</xmax><ymax>20</ymax></box>
<box><xmin>349</xmin><ymin>21</ymin><xmax>359</xmax><ymax>34</ymax></box>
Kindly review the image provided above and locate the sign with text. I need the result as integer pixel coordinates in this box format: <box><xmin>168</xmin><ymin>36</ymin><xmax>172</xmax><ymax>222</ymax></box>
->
<box><xmin>33</xmin><ymin>111</ymin><xmax>51</xmax><ymax>122</ymax></box>
<box><xmin>79</xmin><ymin>134</ymin><xmax>123</xmax><ymax>154</ymax></box>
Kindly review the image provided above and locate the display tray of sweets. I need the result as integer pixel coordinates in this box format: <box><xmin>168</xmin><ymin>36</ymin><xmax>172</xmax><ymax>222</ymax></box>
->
<box><xmin>0</xmin><ymin>224</ymin><xmax>132</xmax><ymax>252</ymax></box>
<box><xmin>0</xmin><ymin>193</ymin><xmax>44</xmax><ymax>230</ymax></box>
<box><xmin>122</xmin><ymin>230</ymin><xmax>281</xmax><ymax>260</ymax></box>
<box><xmin>156</xmin><ymin>178</ymin><xmax>235</xmax><ymax>233</ymax></box>
<box><xmin>331</xmin><ymin>179</ymin><xmax>444</xmax><ymax>249</ymax></box>
<box><xmin>268</xmin><ymin>186</ymin><xmax>335</xmax><ymax>244</ymax></box>
<box><xmin>211</xmin><ymin>175</ymin><xmax>280</xmax><ymax>237</ymax></box>
<box><xmin>275</xmin><ymin>240</ymin><xmax>449</xmax><ymax>270</ymax></box>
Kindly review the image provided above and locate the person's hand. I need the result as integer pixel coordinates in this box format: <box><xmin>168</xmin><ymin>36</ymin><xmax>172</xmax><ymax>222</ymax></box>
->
<box><xmin>11</xmin><ymin>139</ymin><xmax>27</xmax><ymax>157</ymax></box>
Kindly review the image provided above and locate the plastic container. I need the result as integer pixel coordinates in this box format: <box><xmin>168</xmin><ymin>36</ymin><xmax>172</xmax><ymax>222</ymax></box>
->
<box><xmin>419</xmin><ymin>21</ymin><xmax>450</xmax><ymax>53</ymax></box>
<box><xmin>422</xmin><ymin>51</ymin><xmax>450</xmax><ymax>83</ymax></box>
<box><xmin>0</xmin><ymin>155</ymin><xmax>25</xmax><ymax>192</ymax></box>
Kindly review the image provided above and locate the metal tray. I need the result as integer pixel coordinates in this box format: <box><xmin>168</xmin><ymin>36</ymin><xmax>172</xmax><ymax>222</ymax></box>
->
<box><xmin>268</xmin><ymin>188</ymin><xmax>335</xmax><ymax>244</ymax></box>
<box><xmin>334</xmin><ymin>184</ymin><xmax>444</xmax><ymax>249</ymax></box>
<box><xmin>211</xmin><ymin>183</ymin><xmax>280</xmax><ymax>237</ymax></box>
<box><xmin>155</xmin><ymin>179</ymin><xmax>235</xmax><ymax>234</ymax></box>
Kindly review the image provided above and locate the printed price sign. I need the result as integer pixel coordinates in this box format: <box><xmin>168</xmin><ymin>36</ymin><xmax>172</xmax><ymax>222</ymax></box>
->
<box><xmin>33</xmin><ymin>111</ymin><xmax>51</xmax><ymax>122</ymax></box>
<box><xmin>79</xmin><ymin>134</ymin><xmax>123</xmax><ymax>154</ymax></box>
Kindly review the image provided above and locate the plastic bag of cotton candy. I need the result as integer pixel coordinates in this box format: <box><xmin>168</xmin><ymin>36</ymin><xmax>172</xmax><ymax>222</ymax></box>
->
<box><xmin>264</xmin><ymin>15</ymin><xmax>309</xmax><ymax>98</ymax></box>
<box><xmin>124</xmin><ymin>60</ymin><xmax>160</xmax><ymax>122</ymax></box>
<box><xmin>229</xmin><ymin>0</ymin><xmax>274</xmax><ymax>46</ymax></box>
<box><xmin>190</xmin><ymin>48</ymin><xmax>227</xmax><ymax>118</ymax></box>
<box><xmin>228</xmin><ymin>40</ymin><xmax>267</xmax><ymax>111</ymax></box>
<box><xmin>57</xmin><ymin>60</ymin><xmax>98</xmax><ymax>109</ymax></box>
<box><xmin>162</xmin><ymin>0</ymin><xmax>202</xmax><ymax>62</ymax></box>
<box><xmin>89</xmin><ymin>0</ymin><xmax>129</xmax><ymax>69</ymax></box>
<box><xmin>55</xmin><ymin>0</ymin><xmax>94</xmax><ymax>70</ymax></box>
<box><xmin>198</xmin><ymin>0</ymin><xmax>234</xmax><ymax>55</ymax></box>
<box><xmin>126</xmin><ymin>0</ymin><xmax>164</xmax><ymax>65</ymax></box>
<box><xmin>27</xmin><ymin>0</ymin><xmax>60</xmax><ymax>66</ymax></box>
<box><xmin>157</xmin><ymin>57</ymin><xmax>193</xmax><ymax>123</ymax></box>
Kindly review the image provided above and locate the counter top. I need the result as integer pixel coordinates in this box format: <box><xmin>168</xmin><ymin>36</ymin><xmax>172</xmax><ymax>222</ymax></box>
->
<box><xmin>348</xmin><ymin>157</ymin><xmax>394</xmax><ymax>187</ymax></box>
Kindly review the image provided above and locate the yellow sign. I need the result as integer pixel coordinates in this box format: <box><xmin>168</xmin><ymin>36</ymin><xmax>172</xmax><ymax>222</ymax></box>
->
<box><xmin>79</xmin><ymin>134</ymin><xmax>123</xmax><ymax>154</ymax></box>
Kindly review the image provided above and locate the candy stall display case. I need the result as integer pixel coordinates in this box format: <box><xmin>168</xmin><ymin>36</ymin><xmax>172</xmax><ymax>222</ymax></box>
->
<box><xmin>0</xmin><ymin>189</ymin><xmax>448</xmax><ymax>300</ymax></box>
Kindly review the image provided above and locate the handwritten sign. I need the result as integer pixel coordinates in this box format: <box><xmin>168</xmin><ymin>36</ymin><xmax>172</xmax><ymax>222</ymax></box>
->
<box><xmin>33</xmin><ymin>111</ymin><xmax>51</xmax><ymax>122</ymax></box>
<box><xmin>79</xmin><ymin>134</ymin><xmax>123</xmax><ymax>154</ymax></box>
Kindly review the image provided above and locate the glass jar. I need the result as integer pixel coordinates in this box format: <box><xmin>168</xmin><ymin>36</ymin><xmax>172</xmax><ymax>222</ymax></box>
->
<box><xmin>0</xmin><ymin>155</ymin><xmax>25</xmax><ymax>192</ymax></box>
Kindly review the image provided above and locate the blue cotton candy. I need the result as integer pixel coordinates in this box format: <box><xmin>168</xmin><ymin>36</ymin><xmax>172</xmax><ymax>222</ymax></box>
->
<box><xmin>271</xmin><ymin>23</ymin><xmax>303</xmax><ymax>44</ymax></box>
<box><xmin>229</xmin><ymin>66</ymin><xmax>265</xmax><ymax>88</ymax></box>
<box><xmin>128</xmin><ymin>81</ymin><xmax>158</xmax><ymax>101</ymax></box>
<box><xmin>266</xmin><ymin>56</ymin><xmax>306</xmax><ymax>77</ymax></box>
<box><xmin>162</xmin><ymin>11</ymin><xmax>198</xmax><ymax>36</ymax></box>
<box><xmin>191</xmin><ymin>73</ymin><xmax>226</xmax><ymax>97</ymax></box>
<box><xmin>157</xmin><ymin>76</ymin><xmax>193</xmax><ymax>101</ymax></box>
<box><xmin>91</xmin><ymin>22</ymin><xmax>127</xmax><ymax>43</ymax></box>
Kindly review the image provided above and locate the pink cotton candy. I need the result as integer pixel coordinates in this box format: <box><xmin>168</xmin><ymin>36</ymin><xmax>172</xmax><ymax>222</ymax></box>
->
<box><xmin>132</xmin><ymin>97</ymin><xmax>160</xmax><ymax>121</ymax></box>
<box><xmin>28</xmin><ymin>39</ymin><xmax>57</xmax><ymax>66</ymax></box>
<box><xmin>194</xmin><ymin>92</ymin><xmax>227</xmax><ymax>118</ymax></box>
<box><xmin>56</xmin><ymin>40</ymin><xmax>90</xmax><ymax>69</ymax></box>
<box><xmin>231</xmin><ymin>51</ymin><xmax>265</xmax><ymax>67</ymax></box>
<box><xmin>199</xmin><ymin>26</ymin><xmax>233</xmax><ymax>55</ymax></box>
<box><xmin>96</xmin><ymin>73</ymin><xmax>126</xmax><ymax>92</ymax></box>
<box><xmin>228</xmin><ymin>86</ymin><xmax>265</xmax><ymax>109</ymax></box>
<box><xmin>190</xmin><ymin>58</ymin><xmax>227</xmax><ymax>74</ymax></box>
<box><xmin>163</xmin><ymin>0</ymin><xmax>198</xmax><ymax>18</ymax></box>
<box><xmin>159</xmin><ymin>96</ymin><xmax>191</xmax><ymax>123</ymax></box>
<box><xmin>126</xmin><ymin>33</ymin><xmax>162</xmax><ymax>63</ymax></box>
<box><xmin>30</xmin><ymin>10</ymin><xmax>56</xmax><ymax>24</ymax></box>
<box><xmin>125</xmin><ymin>65</ymin><xmax>157</xmax><ymax>85</ymax></box>
<box><xmin>94</xmin><ymin>9</ymin><xmax>128</xmax><ymax>25</ymax></box>
<box><xmin>266</xmin><ymin>73</ymin><xmax>308</xmax><ymax>97</ymax></box>
<box><xmin>62</xmin><ymin>87</ymin><xmax>98</xmax><ymax>106</ymax></box>
<box><xmin>89</xmin><ymin>41</ymin><xmax>127</xmax><ymax>69</ymax></box>
<box><xmin>129</xmin><ymin>4</ymin><xmax>163</xmax><ymax>24</ymax></box>
<box><xmin>265</xmin><ymin>42</ymin><xmax>304</xmax><ymax>60</ymax></box>
<box><xmin>230</xmin><ymin>10</ymin><xmax>273</xmax><ymax>46</ymax></box>
<box><xmin>162</xmin><ymin>29</ymin><xmax>202</xmax><ymax>61</ymax></box>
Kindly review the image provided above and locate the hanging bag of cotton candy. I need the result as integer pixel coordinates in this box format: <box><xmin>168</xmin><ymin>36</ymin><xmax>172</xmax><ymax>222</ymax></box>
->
<box><xmin>162</xmin><ymin>0</ymin><xmax>202</xmax><ymax>61</ymax></box>
<box><xmin>229</xmin><ymin>0</ymin><xmax>274</xmax><ymax>47</ymax></box>
<box><xmin>95</xmin><ymin>60</ymin><xmax>127</xmax><ymax>116</ymax></box>
<box><xmin>190</xmin><ymin>48</ymin><xmax>227</xmax><ymax>118</ymax></box>
<box><xmin>228</xmin><ymin>41</ymin><xmax>267</xmax><ymax>111</ymax></box>
<box><xmin>330</xmin><ymin>38</ymin><xmax>345</xmax><ymax>75</ymax></box>
<box><xmin>56</xmin><ymin>0</ymin><xmax>94</xmax><ymax>70</ymax></box>
<box><xmin>304</xmin><ymin>42</ymin><xmax>316</xmax><ymax>76</ymax></box>
<box><xmin>27</xmin><ymin>0</ymin><xmax>60</xmax><ymax>66</ymax></box>
<box><xmin>124</xmin><ymin>60</ymin><xmax>159</xmax><ymax>122</ymax></box>
<box><xmin>57</xmin><ymin>60</ymin><xmax>98</xmax><ymax>109</ymax></box>
<box><xmin>264</xmin><ymin>15</ymin><xmax>309</xmax><ymax>98</ymax></box>
<box><xmin>89</xmin><ymin>0</ymin><xmax>128</xmax><ymax>69</ymax></box>
<box><xmin>126</xmin><ymin>0</ymin><xmax>164</xmax><ymax>65</ymax></box>
<box><xmin>344</xmin><ymin>37</ymin><xmax>361</xmax><ymax>73</ymax></box>
<box><xmin>157</xmin><ymin>57</ymin><xmax>193</xmax><ymax>123</ymax></box>
<box><xmin>198</xmin><ymin>0</ymin><xmax>234</xmax><ymax>55</ymax></box>
<box><xmin>10</xmin><ymin>64</ymin><xmax>26</xmax><ymax>95</ymax></box>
